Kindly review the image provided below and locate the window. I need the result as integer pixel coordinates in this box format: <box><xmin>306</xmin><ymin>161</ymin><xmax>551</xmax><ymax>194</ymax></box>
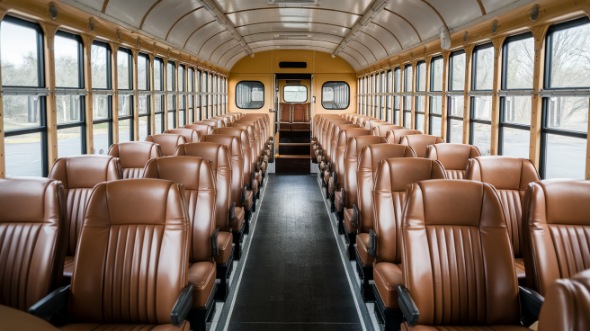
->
<box><xmin>138</xmin><ymin>53</ymin><xmax>150</xmax><ymax>140</ymax></box>
<box><xmin>470</xmin><ymin>44</ymin><xmax>494</xmax><ymax>155</ymax></box>
<box><xmin>166</xmin><ymin>61</ymin><xmax>176</xmax><ymax>128</ymax></box>
<box><xmin>415</xmin><ymin>61</ymin><xmax>427</xmax><ymax>131</ymax></box>
<box><xmin>55</xmin><ymin>31</ymin><xmax>86</xmax><ymax>158</ymax></box>
<box><xmin>402</xmin><ymin>64</ymin><xmax>413</xmax><ymax>128</ymax></box>
<box><xmin>541</xmin><ymin>18</ymin><xmax>590</xmax><ymax>179</ymax></box>
<box><xmin>188</xmin><ymin>67</ymin><xmax>195</xmax><ymax>122</ymax></box>
<box><xmin>117</xmin><ymin>48</ymin><xmax>133</xmax><ymax>142</ymax></box>
<box><xmin>386</xmin><ymin>69</ymin><xmax>393</xmax><ymax>122</ymax></box>
<box><xmin>196</xmin><ymin>69</ymin><xmax>202</xmax><ymax>120</ymax></box>
<box><xmin>1</xmin><ymin>16</ymin><xmax>47</xmax><ymax>176</ymax></box>
<box><xmin>236</xmin><ymin>81</ymin><xmax>264</xmax><ymax>109</ymax></box>
<box><xmin>393</xmin><ymin>68</ymin><xmax>401</xmax><ymax>124</ymax></box>
<box><xmin>429</xmin><ymin>56</ymin><xmax>443</xmax><ymax>137</ymax></box>
<box><xmin>178</xmin><ymin>64</ymin><xmax>186</xmax><ymax>126</ymax></box>
<box><xmin>91</xmin><ymin>41</ymin><xmax>112</xmax><ymax>154</ymax></box>
<box><xmin>154</xmin><ymin>57</ymin><xmax>164</xmax><ymax>133</ymax></box>
<box><xmin>448</xmin><ymin>51</ymin><xmax>466</xmax><ymax>143</ymax></box>
<box><xmin>499</xmin><ymin>34</ymin><xmax>534</xmax><ymax>159</ymax></box>
<box><xmin>202</xmin><ymin>71</ymin><xmax>209</xmax><ymax>117</ymax></box>
<box><xmin>284</xmin><ymin>85</ymin><xmax>308</xmax><ymax>103</ymax></box>
<box><xmin>322</xmin><ymin>82</ymin><xmax>350</xmax><ymax>110</ymax></box>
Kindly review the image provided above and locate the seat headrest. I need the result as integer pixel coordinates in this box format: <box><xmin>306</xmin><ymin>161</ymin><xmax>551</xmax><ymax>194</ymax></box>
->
<box><xmin>526</xmin><ymin>179</ymin><xmax>590</xmax><ymax>226</ymax></box>
<box><xmin>375</xmin><ymin>158</ymin><xmax>446</xmax><ymax>193</ymax></box>
<box><xmin>164</xmin><ymin>128</ymin><xmax>200</xmax><ymax>142</ymax></box>
<box><xmin>144</xmin><ymin>156</ymin><xmax>215</xmax><ymax>192</ymax></box>
<box><xmin>49</xmin><ymin>155</ymin><xmax>121</xmax><ymax>189</ymax></box>
<box><xmin>372</xmin><ymin>124</ymin><xmax>403</xmax><ymax>137</ymax></box>
<box><xmin>145</xmin><ymin>134</ymin><xmax>187</xmax><ymax>156</ymax></box>
<box><xmin>0</xmin><ymin>178</ymin><xmax>65</xmax><ymax>224</ymax></box>
<box><xmin>385</xmin><ymin>129</ymin><xmax>422</xmax><ymax>144</ymax></box>
<box><xmin>426</xmin><ymin>143</ymin><xmax>480</xmax><ymax>170</ymax></box>
<box><xmin>467</xmin><ymin>156</ymin><xmax>539</xmax><ymax>190</ymax></box>
<box><xmin>399</xmin><ymin>134</ymin><xmax>445</xmax><ymax>157</ymax></box>
<box><xmin>337</xmin><ymin>128</ymin><xmax>372</xmax><ymax>146</ymax></box>
<box><xmin>406</xmin><ymin>179</ymin><xmax>505</xmax><ymax>227</ymax></box>
<box><xmin>346</xmin><ymin>135</ymin><xmax>386</xmax><ymax>159</ymax></box>
<box><xmin>85</xmin><ymin>178</ymin><xmax>188</xmax><ymax>226</ymax></box>
<box><xmin>108</xmin><ymin>141</ymin><xmax>161</xmax><ymax>168</ymax></box>
<box><xmin>185</xmin><ymin>123</ymin><xmax>214</xmax><ymax>136</ymax></box>
<box><xmin>202</xmin><ymin>134</ymin><xmax>243</xmax><ymax>155</ymax></box>
<box><xmin>174</xmin><ymin>142</ymin><xmax>231</xmax><ymax>172</ymax></box>
<box><xmin>358</xmin><ymin>144</ymin><xmax>416</xmax><ymax>172</ymax></box>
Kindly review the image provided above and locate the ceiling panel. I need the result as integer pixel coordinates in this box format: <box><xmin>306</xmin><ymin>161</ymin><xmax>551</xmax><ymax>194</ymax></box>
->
<box><xmin>372</xmin><ymin>10</ymin><xmax>420</xmax><ymax>50</ymax></box>
<box><xmin>68</xmin><ymin>0</ymin><xmax>104</xmax><ymax>12</ymax></box>
<box><xmin>361</xmin><ymin>23</ymin><xmax>402</xmax><ymax>56</ymax></box>
<box><xmin>104</xmin><ymin>0</ymin><xmax>158</xmax><ymax>28</ymax></box>
<box><xmin>165</xmin><ymin>8</ymin><xmax>212</xmax><ymax>47</ymax></box>
<box><xmin>142</xmin><ymin>0</ymin><xmax>205</xmax><ymax>40</ymax></box>
<box><xmin>185</xmin><ymin>22</ymin><xmax>227</xmax><ymax>54</ymax></box>
<box><xmin>427</xmin><ymin>0</ymin><xmax>482</xmax><ymax>29</ymax></box>
<box><xmin>227</xmin><ymin>8</ymin><xmax>358</xmax><ymax>29</ymax></box>
<box><xmin>384</xmin><ymin>0</ymin><xmax>442</xmax><ymax>43</ymax></box>
<box><xmin>237</xmin><ymin>22</ymin><xmax>349</xmax><ymax>38</ymax></box>
<box><xmin>199</xmin><ymin>32</ymin><xmax>235</xmax><ymax>60</ymax></box>
<box><xmin>210</xmin><ymin>40</ymin><xmax>241</xmax><ymax>63</ymax></box>
<box><xmin>482</xmin><ymin>0</ymin><xmax>523</xmax><ymax>13</ymax></box>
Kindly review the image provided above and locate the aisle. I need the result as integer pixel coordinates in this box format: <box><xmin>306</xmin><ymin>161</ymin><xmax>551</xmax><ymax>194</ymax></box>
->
<box><xmin>225</xmin><ymin>174</ymin><xmax>362</xmax><ymax>330</ymax></box>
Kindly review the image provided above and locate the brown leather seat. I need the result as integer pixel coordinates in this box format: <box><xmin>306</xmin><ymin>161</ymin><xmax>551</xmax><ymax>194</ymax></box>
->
<box><xmin>185</xmin><ymin>123</ymin><xmax>214</xmax><ymax>137</ymax></box>
<box><xmin>399</xmin><ymin>134</ymin><xmax>444</xmax><ymax>157</ymax></box>
<box><xmin>372</xmin><ymin>158</ymin><xmax>446</xmax><ymax>327</ymax></box>
<box><xmin>521</xmin><ymin>179</ymin><xmax>590</xmax><ymax>296</ymax></box>
<box><xmin>165</xmin><ymin>128</ymin><xmax>200</xmax><ymax>142</ymax></box>
<box><xmin>466</xmin><ymin>156</ymin><xmax>540</xmax><ymax>284</ymax></box>
<box><xmin>200</xmin><ymin>118</ymin><xmax>226</xmax><ymax>129</ymax></box>
<box><xmin>230</xmin><ymin>123</ymin><xmax>263</xmax><ymax>192</ymax></box>
<box><xmin>538</xmin><ymin>269</ymin><xmax>590</xmax><ymax>331</ymax></box>
<box><xmin>146</xmin><ymin>133</ymin><xmax>187</xmax><ymax>156</ymax></box>
<box><xmin>385</xmin><ymin>129</ymin><xmax>422</xmax><ymax>144</ymax></box>
<box><xmin>108</xmin><ymin>141</ymin><xmax>161</xmax><ymax>179</ymax></box>
<box><xmin>0</xmin><ymin>178</ymin><xmax>66</xmax><ymax>311</ymax></box>
<box><xmin>426</xmin><ymin>143</ymin><xmax>481</xmax><ymax>179</ymax></box>
<box><xmin>142</xmin><ymin>159</ymin><xmax>217</xmax><ymax>328</ymax></box>
<box><xmin>214</xmin><ymin>126</ymin><xmax>264</xmax><ymax>189</ymax></box>
<box><xmin>59</xmin><ymin>178</ymin><xmax>194</xmax><ymax>330</ymax></box>
<box><xmin>198</xmin><ymin>134</ymin><xmax>251</xmax><ymax>227</ymax></box>
<box><xmin>48</xmin><ymin>155</ymin><xmax>121</xmax><ymax>280</ymax></box>
<box><xmin>354</xmin><ymin>144</ymin><xmax>416</xmax><ymax>301</ymax></box>
<box><xmin>372</xmin><ymin>124</ymin><xmax>404</xmax><ymax>138</ymax></box>
<box><xmin>339</xmin><ymin>135</ymin><xmax>386</xmax><ymax>257</ymax></box>
<box><xmin>172</xmin><ymin>143</ymin><xmax>236</xmax><ymax>299</ymax></box>
<box><xmin>398</xmin><ymin>180</ymin><xmax>529</xmax><ymax>331</ymax></box>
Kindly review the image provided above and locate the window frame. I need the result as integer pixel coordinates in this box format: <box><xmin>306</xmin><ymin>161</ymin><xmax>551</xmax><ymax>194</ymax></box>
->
<box><xmin>236</xmin><ymin>80</ymin><xmax>265</xmax><ymax>110</ymax></box>
<box><xmin>321</xmin><ymin>81</ymin><xmax>350</xmax><ymax>110</ymax></box>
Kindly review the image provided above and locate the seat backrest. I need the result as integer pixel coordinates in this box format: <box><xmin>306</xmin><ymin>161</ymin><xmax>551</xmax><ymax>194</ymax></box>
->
<box><xmin>372</xmin><ymin>124</ymin><xmax>404</xmax><ymax>138</ymax></box>
<box><xmin>70</xmin><ymin>178</ymin><xmax>190</xmax><ymax>325</ymax></box>
<box><xmin>343</xmin><ymin>135</ymin><xmax>386</xmax><ymax>209</ymax></box>
<box><xmin>466</xmin><ymin>156</ymin><xmax>540</xmax><ymax>259</ymax></box>
<box><xmin>199</xmin><ymin>135</ymin><xmax>245</xmax><ymax>209</ymax></box>
<box><xmin>174</xmin><ymin>142</ymin><xmax>232</xmax><ymax>231</ymax></box>
<box><xmin>211</xmin><ymin>128</ymin><xmax>252</xmax><ymax>187</ymax></box>
<box><xmin>165</xmin><ymin>128</ymin><xmax>200</xmax><ymax>142</ymax></box>
<box><xmin>230</xmin><ymin>123</ymin><xmax>258</xmax><ymax>170</ymax></box>
<box><xmin>200</xmin><ymin>118</ymin><xmax>226</xmax><ymax>129</ymax></box>
<box><xmin>0</xmin><ymin>178</ymin><xmax>66</xmax><ymax>310</ymax></box>
<box><xmin>385</xmin><ymin>128</ymin><xmax>422</xmax><ymax>144</ymax></box>
<box><xmin>399</xmin><ymin>134</ymin><xmax>445</xmax><ymax>157</ymax></box>
<box><xmin>426</xmin><ymin>143</ymin><xmax>481</xmax><ymax>179</ymax></box>
<box><xmin>358</xmin><ymin>144</ymin><xmax>416</xmax><ymax>233</ymax></box>
<box><xmin>185</xmin><ymin>123</ymin><xmax>214</xmax><ymax>137</ymax></box>
<box><xmin>329</xmin><ymin>123</ymin><xmax>356</xmax><ymax>164</ymax></box>
<box><xmin>335</xmin><ymin>128</ymin><xmax>371</xmax><ymax>185</ymax></box>
<box><xmin>108</xmin><ymin>141</ymin><xmax>161</xmax><ymax>179</ymax></box>
<box><xmin>521</xmin><ymin>179</ymin><xmax>590</xmax><ymax>295</ymax></box>
<box><xmin>538</xmin><ymin>269</ymin><xmax>590</xmax><ymax>331</ymax></box>
<box><xmin>402</xmin><ymin>179</ymin><xmax>519</xmax><ymax>326</ymax></box>
<box><xmin>374</xmin><ymin>158</ymin><xmax>445</xmax><ymax>264</ymax></box>
<box><xmin>143</xmin><ymin>157</ymin><xmax>215</xmax><ymax>264</ymax></box>
<box><xmin>48</xmin><ymin>155</ymin><xmax>121</xmax><ymax>257</ymax></box>
<box><xmin>146</xmin><ymin>134</ymin><xmax>187</xmax><ymax>156</ymax></box>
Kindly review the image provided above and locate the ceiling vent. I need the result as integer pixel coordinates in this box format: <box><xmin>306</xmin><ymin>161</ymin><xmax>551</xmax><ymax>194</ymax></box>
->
<box><xmin>267</xmin><ymin>0</ymin><xmax>320</xmax><ymax>5</ymax></box>
<box><xmin>274</xmin><ymin>33</ymin><xmax>312</xmax><ymax>40</ymax></box>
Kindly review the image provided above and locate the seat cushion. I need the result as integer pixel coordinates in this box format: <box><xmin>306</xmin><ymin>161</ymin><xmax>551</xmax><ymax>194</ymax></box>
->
<box><xmin>355</xmin><ymin>232</ymin><xmax>373</xmax><ymax>267</ymax></box>
<box><xmin>61</xmin><ymin>321</ymin><xmax>189</xmax><ymax>330</ymax></box>
<box><xmin>373</xmin><ymin>262</ymin><xmax>403</xmax><ymax>309</ymax></box>
<box><xmin>215</xmin><ymin>231</ymin><xmax>233</xmax><ymax>266</ymax></box>
<box><xmin>188</xmin><ymin>262</ymin><xmax>216</xmax><ymax>308</ymax></box>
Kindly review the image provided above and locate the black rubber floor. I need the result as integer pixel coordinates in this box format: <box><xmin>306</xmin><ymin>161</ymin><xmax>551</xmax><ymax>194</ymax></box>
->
<box><xmin>227</xmin><ymin>174</ymin><xmax>361</xmax><ymax>330</ymax></box>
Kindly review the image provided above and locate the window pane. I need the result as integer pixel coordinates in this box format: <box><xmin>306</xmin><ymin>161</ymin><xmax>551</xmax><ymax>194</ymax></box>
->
<box><xmin>58</xmin><ymin>127</ymin><xmax>82</xmax><ymax>157</ymax></box>
<box><xmin>322</xmin><ymin>82</ymin><xmax>349</xmax><ymax>109</ymax></box>
<box><xmin>430</xmin><ymin>95</ymin><xmax>442</xmax><ymax>115</ymax></box>
<box><xmin>415</xmin><ymin>95</ymin><xmax>426</xmax><ymax>113</ymax></box>
<box><xmin>449</xmin><ymin>96</ymin><xmax>464</xmax><ymax>117</ymax></box>
<box><xmin>3</xmin><ymin>95</ymin><xmax>42</xmax><ymax>130</ymax></box>
<box><xmin>139</xmin><ymin>116</ymin><xmax>149</xmax><ymax>141</ymax></box>
<box><xmin>93</xmin><ymin>94</ymin><xmax>111</xmax><ymax>120</ymax></box>
<box><xmin>403</xmin><ymin>112</ymin><xmax>411</xmax><ymax>129</ymax></box>
<box><xmin>548</xmin><ymin>20</ymin><xmax>590</xmax><ymax>88</ymax></box>
<box><xmin>404</xmin><ymin>65</ymin><xmax>413</xmax><ymax>92</ymax></box>
<box><xmin>93</xmin><ymin>122</ymin><xmax>110</xmax><ymax>155</ymax></box>
<box><xmin>56</xmin><ymin>95</ymin><xmax>82</xmax><ymax>125</ymax></box>
<box><xmin>236</xmin><ymin>81</ymin><xmax>264</xmax><ymax>109</ymax></box>
<box><xmin>178</xmin><ymin>65</ymin><xmax>185</xmax><ymax>92</ymax></box>
<box><xmin>450</xmin><ymin>52</ymin><xmax>465</xmax><ymax>91</ymax></box>
<box><xmin>154</xmin><ymin>58</ymin><xmax>163</xmax><ymax>91</ymax></box>
<box><xmin>472</xmin><ymin>96</ymin><xmax>492</xmax><ymax>121</ymax></box>
<box><xmin>118</xmin><ymin>119</ymin><xmax>132</xmax><ymax>142</ymax></box>
<box><xmin>179</xmin><ymin>110</ymin><xmax>186</xmax><ymax>126</ymax></box>
<box><xmin>502</xmin><ymin>96</ymin><xmax>531</xmax><ymax>125</ymax></box>
<box><xmin>416</xmin><ymin>62</ymin><xmax>426</xmax><ymax>91</ymax></box>
<box><xmin>430</xmin><ymin>116</ymin><xmax>442</xmax><ymax>137</ymax></box>
<box><xmin>449</xmin><ymin>119</ymin><xmax>464</xmax><ymax>143</ymax></box>
<box><xmin>501</xmin><ymin>127</ymin><xmax>530</xmax><ymax>158</ymax></box>
<box><xmin>138</xmin><ymin>54</ymin><xmax>149</xmax><ymax>90</ymax></box>
<box><xmin>91</xmin><ymin>43</ymin><xmax>109</xmax><ymax>89</ymax></box>
<box><xmin>167</xmin><ymin>94</ymin><xmax>175</xmax><ymax>111</ymax></box>
<box><xmin>188</xmin><ymin>68</ymin><xmax>195</xmax><ymax>92</ymax></box>
<box><xmin>118</xmin><ymin>94</ymin><xmax>132</xmax><ymax>117</ymax></box>
<box><xmin>415</xmin><ymin>113</ymin><xmax>425</xmax><ymax>132</ymax></box>
<box><xmin>139</xmin><ymin>94</ymin><xmax>149</xmax><ymax>115</ymax></box>
<box><xmin>431</xmin><ymin>57</ymin><xmax>443</xmax><ymax>91</ymax></box>
<box><xmin>5</xmin><ymin>133</ymin><xmax>43</xmax><ymax>177</ymax></box>
<box><xmin>403</xmin><ymin>95</ymin><xmax>412</xmax><ymax>111</ymax></box>
<box><xmin>117</xmin><ymin>49</ymin><xmax>131</xmax><ymax>90</ymax></box>
<box><xmin>474</xmin><ymin>45</ymin><xmax>494</xmax><ymax>90</ymax></box>
<box><xmin>1</xmin><ymin>19</ymin><xmax>41</xmax><ymax>87</ymax></box>
<box><xmin>545</xmin><ymin>96</ymin><xmax>588</xmax><ymax>133</ymax></box>
<box><xmin>55</xmin><ymin>34</ymin><xmax>81</xmax><ymax>88</ymax></box>
<box><xmin>472</xmin><ymin>123</ymin><xmax>491</xmax><ymax>155</ymax></box>
<box><xmin>154</xmin><ymin>94</ymin><xmax>163</xmax><ymax>114</ymax></box>
<box><xmin>167</xmin><ymin>111</ymin><xmax>176</xmax><ymax>129</ymax></box>
<box><xmin>155</xmin><ymin>113</ymin><xmax>163</xmax><ymax>134</ymax></box>
<box><xmin>167</xmin><ymin>62</ymin><xmax>175</xmax><ymax>91</ymax></box>
<box><xmin>284</xmin><ymin>85</ymin><xmax>308</xmax><ymax>102</ymax></box>
<box><xmin>545</xmin><ymin>134</ymin><xmax>586</xmax><ymax>179</ymax></box>
<box><xmin>394</xmin><ymin>68</ymin><xmax>401</xmax><ymax>92</ymax></box>
<box><xmin>504</xmin><ymin>36</ymin><xmax>534</xmax><ymax>89</ymax></box>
